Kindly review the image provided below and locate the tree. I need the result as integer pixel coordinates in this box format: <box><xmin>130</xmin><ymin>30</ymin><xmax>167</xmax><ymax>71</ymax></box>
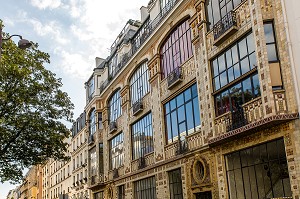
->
<box><xmin>0</xmin><ymin>23</ymin><xmax>74</xmax><ymax>183</ymax></box>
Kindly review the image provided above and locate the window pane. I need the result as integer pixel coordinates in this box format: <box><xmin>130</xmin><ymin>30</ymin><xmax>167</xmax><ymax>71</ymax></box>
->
<box><xmin>266</xmin><ymin>44</ymin><xmax>278</xmax><ymax>62</ymax></box>
<box><xmin>238</xmin><ymin>38</ymin><xmax>247</xmax><ymax>58</ymax></box>
<box><xmin>264</xmin><ymin>23</ymin><xmax>275</xmax><ymax>43</ymax></box>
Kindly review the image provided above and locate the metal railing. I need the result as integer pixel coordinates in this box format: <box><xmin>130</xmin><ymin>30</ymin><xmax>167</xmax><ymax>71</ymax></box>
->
<box><xmin>176</xmin><ymin>139</ymin><xmax>188</xmax><ymax>155</ymax></box>
<box><xmin>167</xmin><ymin>66</ymin><xmax>182</xmax><ymax>88</ymax></box>
<box><xmin>132</xmin><ymin>100</ymin><xmax>143</xmax><ymax>116</ymax></box>
<box><xmin>138</xmin><ymin>157</ymin><xmax>146</xmax><ymax>169</ymax></box>
<box><xmin>99</xmin><ymin>0</ymin><xmax>181</xmax><ymax>94</ymax></box>
<box><xmin>109</xmin><ymin>121</ymin><xmax>117</xmax><ymax>132</ymax></box>
<box><xmin>225</xmin><ymin>108</ymin><xmax>248</xmax><ymax>131</ymax></box>
<box><xmin>213</xmin><ymin>11</ymin><xmax>237</xmax><ymax>40</ymax></box>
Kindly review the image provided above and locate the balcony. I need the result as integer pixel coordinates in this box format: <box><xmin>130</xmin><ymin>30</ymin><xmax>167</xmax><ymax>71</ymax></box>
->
<box><xmin>213</xmin><ymin>11</ymin><xmax>238</xmax><ymax>46</ymax></box>
<box><xmin>109</xmin><ymin>121</ymin><xmax>117</xmax><ymax>133</ymax></box>
<box><xmin>132</xmin><ymin>100</ymin><xmax>143</xmax><ymax>116</ymax></box>
<box><xmin>175</xmin><ymin>139</ymin><xmax>189</xmax><ymax>155</ymax></box>
<box><xmin>88</xmin><ymin>134</ymin><xmax>94</xmax><ymax>145</ymax></box>
<box><xmin>167</xmin><ymin>67</ymin><xmax>183</xmax><ymax>89</ymax></box>
<box><xmin>112</xmin><ymin>168</ymin><xmax>119</xmax><ymax>179</ymax></box>
<box><xmin>210</xmin><ymin>96</ymin><xmax>299</xmax><ymax>146</ymax></box>
<box><xmin>137</xmin><ymin>157</ymin><xmax>146</xmax><ymax>169</ymax></box>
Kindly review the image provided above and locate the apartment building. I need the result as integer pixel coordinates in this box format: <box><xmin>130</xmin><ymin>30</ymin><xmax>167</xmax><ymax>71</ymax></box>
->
<box><xmin>41</xmin><ymin>137</ymin><xmax>73</xmax><ymax>199</ymax></box>
<box><xmin>82</xmin><ymin>0</ymin><xmax>300</xmax><ymax>199</ymax></box>
<box><xmin>19</xmin><ymin>166</ymin><xmax>40</xmax><ymax>199</ymax></box>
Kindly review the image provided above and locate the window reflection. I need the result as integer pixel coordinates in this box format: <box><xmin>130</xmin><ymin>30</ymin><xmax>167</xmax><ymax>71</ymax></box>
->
<box><xmin>131</xmin><ymin>113</ymin><xmax>154</xmax><ymax>160</ymax></box>
<box><xmin>109</xmin><ymin>90</ymin><xmax>122</xmax><ymax>122</ymax></box>
<box><xmin>110</xmin><ymin>132</ymin><xmax>124</xmax><ymax>169</ymax></box>
<box><xmin>130</xmin><ymin>62</ymin><xmax>150</xmax><ymax>105</ymax></box>
<box><xmin>225</xmin><ymin>139</ymin><xmax>292</xmax><ymax>199</ymax></box>
<box><xmin>164</xmin><ymin>84</ymin><xmax>201</xmax><ymax>144</ymax></box>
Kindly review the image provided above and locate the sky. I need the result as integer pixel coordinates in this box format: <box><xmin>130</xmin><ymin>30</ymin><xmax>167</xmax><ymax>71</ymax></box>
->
<box><xmin>0</xmin><ymin>0</ymin><xmax>149</xmax><ymax>198</ymax></box>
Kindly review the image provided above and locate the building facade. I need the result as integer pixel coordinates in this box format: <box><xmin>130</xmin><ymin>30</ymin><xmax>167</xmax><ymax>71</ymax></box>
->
<box><xmin>83</xmin><ymin>0</ymin><xmax>300</xmax><ymax>199</ymax></box>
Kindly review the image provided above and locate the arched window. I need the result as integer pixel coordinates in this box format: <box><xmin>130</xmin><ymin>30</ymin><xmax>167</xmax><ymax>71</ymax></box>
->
<box><xmin>109</xmin><ymin>90</ymin><xmax>122</xmax><ymax>122</ymax></box>
<box><xmin>160</xmin><ymin>19</ymin><xmax>193</xmax><ymax>79</ymax></box>
<box><xmin>130</xmin><ymin>61</ymin><xmax>150</xmax><ymax>105</ymax></box>
<box><xmin>89</xmin><ymin>109</ymin><xmax>96</xmax><ymax>135</ymax></box>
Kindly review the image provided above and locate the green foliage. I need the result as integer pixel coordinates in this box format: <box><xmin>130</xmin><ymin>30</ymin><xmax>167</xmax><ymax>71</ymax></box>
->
<box><xmin>0</xmin><ymin>23</ymin><xmax>74</xmax><ymax>183</ymax></box>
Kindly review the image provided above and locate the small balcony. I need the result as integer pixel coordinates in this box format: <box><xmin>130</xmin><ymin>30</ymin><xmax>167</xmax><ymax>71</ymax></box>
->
<box><xmin>137</xmin><ymin>157</ymin><xmax>146</xmax><ymax>169</ymax></box>
<box><xmin>109</xmin><ymin>121</ymin><xmax>117</xmax><ymax>133</ymax></box>
<box><xmin>167</xmin><ymin>67</ymin><xmax>183</xmax><ymax>89</ymax></box>
<box><xmin>225</xmin><ymin>108</ymin><xmax>248</xmax><ymax>131</ymax></box>
<box><xmin>175</xmin><ymin>139</ymin><xmax>189</xmax><ymax>155</ymax></box>
<box><xmin>132</xmin><ymin>100</ymin><xmax>143</xmax><ymax>116</ymax></box>
<box><xmin>213</xmin><ymin>11</ymin><xmax>238</xmax><ymax>46</ymax></box>
<box><xmin>88</xmin><ymin>134</ymin><xmax>94</xmax><ymax>145</ymax></box>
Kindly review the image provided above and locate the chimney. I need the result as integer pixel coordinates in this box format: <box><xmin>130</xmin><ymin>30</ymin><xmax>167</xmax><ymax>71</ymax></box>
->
<box><xmin>140</xmin><ymin>6</ymin><xmax>149</xmax><ymax>23</ymax></box>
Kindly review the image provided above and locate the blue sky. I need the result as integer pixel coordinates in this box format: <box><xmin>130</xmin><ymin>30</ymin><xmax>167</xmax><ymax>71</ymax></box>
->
<box><xmin>0</xmin><ymin>0</ymin><xmax>149</xmax><ymax>197</ymax></box>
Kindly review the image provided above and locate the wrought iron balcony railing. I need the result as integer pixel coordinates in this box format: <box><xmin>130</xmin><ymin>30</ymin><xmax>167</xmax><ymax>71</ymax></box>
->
<box><xmin>99</xmin><ymin>0</ymin><xmax>181</xmax><ymax>94</ymax></box>
<box><xmin>167</xmin><ymin>67</ymin><xmax>183</xmax><ymax>89</ymax></box>
<box><xmin>225</xmin><ymin>108</ymin><xmax>248</xmax><ymax>132</ymax></box>
<box><xmin>109</xmin><ymin>121</ymin><xmax>117</xmax><ymax>132</ymax></box>
<box><xmin>88</xmin><ymin>134</ymin><xmax>94</xmax><ymax>145</ymax></box>
<box><xmin>176</xmin><ymin>139</ymin><xmax>188</xmax><ymax>155</ymax></box>
<box><xmin>113</xmin><ymin>168</ymin><xmax>119</xmax><ymax>179</ymax></box>
<box><xmin>132</xmin><ymin>100</ymin><xmax>143</xmax><ymax>116</ymax></box>
<box><xmin>213</xmin><ymin>11</ymin><xmax>237</xmax><ymax>42</ymax></box>
<box><xmin>138</xmin><ymin>157</ymin><xmax>146</xmax><ymax>169</ymax></box>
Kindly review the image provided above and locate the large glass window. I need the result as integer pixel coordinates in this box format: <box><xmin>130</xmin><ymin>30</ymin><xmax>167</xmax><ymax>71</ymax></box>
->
<box><xmin>206</xmin><ymin>0</ymin><xmax>244</xmax><ymax>30</ymax></box>
<box><xmin>212</xmin><ymin>33</ymin><xmax>260</xmax><ymax>116</ymax></box>
<box><xmin>130</xmin><ymin>62</ymin><xmax>150</xmax><ymax>105</ymax></box>
<box><xmin>109</xmin><ymin>90</ymin><xmax>122</xmax><ymax>122</ymax></box>
<box><xmin>225</xmin><ymin>139</ymin><xmax>292</xmax><ymax>199</ymax></box>
<box><xmin>118</xmin><ymin>185</ymin><xmax>125</xmax><ymax>199</ymax></box>
<box><xmin>89</xmin><ymin>109</ymin><xmax>96</xmax><ymax>135</ymax></box>
<box><xmin>164</xmin><ymin>84</ymin><xmax>201</xmax><ymax>144</ymax></box>
<box><xmin>160</xmin><ymin>19</ymin><xmax>193</xmax><ymax>79</ymax></box>
<box><xmin>110</xmin><ymin>132</ymin><xmax>124</xmax><ymax>169</ymax></box>
<box><xmin>134</xmin><ymin>176</ymin><xmax>156</xmax><ymax>199</ymax></box>
<box><xmin>169</xmin><ymin>169</ymin><xmax>183</xmax><ymax>199</ymax></box>
<box><xmin>132</xmin><ymin>113</ymin><xmax>154</xmax><ymax>160</ymax></box>
<box><xmin>89</xmin><ymin>147</ymin><xmax>97</xmax><ymax>177</ymax></box>
<box><xmin>109</xmin><ymin>54</ymin><xmax>118</xmax><ymax>77</ymax></box>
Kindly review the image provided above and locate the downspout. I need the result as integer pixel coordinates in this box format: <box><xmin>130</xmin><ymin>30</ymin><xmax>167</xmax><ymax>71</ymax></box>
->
<box><xmin>280</xmin><ymin>0</ymin><xmax>300</xmax><ymax>114</ymax></box>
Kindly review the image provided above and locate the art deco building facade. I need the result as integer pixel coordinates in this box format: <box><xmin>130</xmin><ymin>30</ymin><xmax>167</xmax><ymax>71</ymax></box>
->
<box><xmin>83</xmin><ymin>0</ymin><xmax>300</xmax><ymax>199</ymax></box>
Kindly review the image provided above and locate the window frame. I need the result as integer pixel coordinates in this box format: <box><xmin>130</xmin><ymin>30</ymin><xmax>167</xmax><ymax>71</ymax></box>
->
<box><xmin>134</xmin><ymin>176</ymin><xmax>157</xmax><ymax>199</ymax></box>
<box><xmin>168</xmin><ymin>169</ymin><xmax>184</xmax><ymax>199</ymax></box>
<box><xmin>131</xmin><ymin>113</ymin><xmax>154</xmax><ymax>160</ymax></box>
<box><xmin>109</xmin><ymin>132</ymin><xmax>124</xmax><ymax>170</ymax></box>
<box><xmin>164</xmin><ymin>84</ymin><xmax>201</xmax><ymax>144</ymax></box>
<box><xmin>108</xmin><ymin>90</ymin><xmax>122</xmax><ymax>122</ymax></box>
<box><xmin>88</xmin><ymin>109</ymin><xmax>96</xmax><ymax>135</ymax></box>
<box><xmin>160</xmin><ymin>19</ymin><xmax>193</xmax><ymax>79</ymax></box>
<box><xmin>130</xmin><ymin>61</ymin><xmax>150</xmax><ymax>105</ymax></box>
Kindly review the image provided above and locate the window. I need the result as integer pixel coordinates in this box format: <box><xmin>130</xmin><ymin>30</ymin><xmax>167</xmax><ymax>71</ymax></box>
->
<box><xmin>264</xmin><ymin>22</ymin><xmax>282</xmax><ymax>90</ymax></box>
<box><xmin>225</xmin><ymin>139</ymin><xmax>291</xmax><ymax>199</ymax></box>
<box><xmin>89</xmin><ymin>109</ymin><xmax>96</xmax><ymax>135</ymax></box>
<box><xmin>160</xmin><ymin>19</ymin><xmax>193</xmax><ymax>79</ymax></box>
<box><xmin>206</xmin><ymin>0</ymin><xmax>244</xmax><ymax>30</ymax></box>
<box><xmin>134</xmin><ymin>176</ymin><xmax>156</xmax><ymax>199</ymax></box>
<box><xmin>109</xmin><ymin>54</ymin><xmax>118</xmax><ymax>77</ymax></box>
<box><xmin>118</xmin><ymin>185</ymin><xmax>125</xmax><ymax>199</ymax></box>
<box><xmin>109</xmin><ymin>90</ymin><xmax>122</xmax><ymax>122</ymax></box>
<box><xmin>264</xmin><ymin>22</ymin><xmax>279</xmax><ymax>62</ymax></box>
<box><xmin>130</xmin><ymin>61</ymin><xmax>150</xmax><ymax>105</ymax></box>
<box><xmin>169</xmin><ymin>169</ymin><xmax>183</xmax><ymax>199</ymax></box>
<box><xmin>87</xmin><ymin>77</ymin><xmax>94</xmax><ymax>100</ymax></box>
<box><xmin>98</xmin><ymin>112</ymin><xmax>103</xmax><ymax>129</ymax></box>
<box><xmin>99</xmin><ymin>143</ymin><xmax>104</xmax><ymax>173</ymax></box>
<box><xmin>132</xmin><ymin>113</ymin><xmax>154</xmax><ymax>160</ymax></box>
<box><xmin>89</xmin><ymin>147</ymin><xmax>97</xmax><ymax>177</ymax></box>
<box><xmin>212</xmin><ymin>32</ymin><xmax>260</xmax><ymax>116</ymax></box>
<box><xmin>160</xmin><ymin>0</ymin><xmax>169</xmax><ymax>9</ymax></box>
<box><xmin>94</xmin><ymin>192</ymin><xmax>104</xmax><ymax>199</ymax></box>
<box><xmin>164</xmin><ymin>84</ymin><xmax>201</xmax><ymax>144</ymax></box>
<box><xmin>110</xmin><ymin>132</ymin><xmax>124</xmax><ymax>169</ymax></box>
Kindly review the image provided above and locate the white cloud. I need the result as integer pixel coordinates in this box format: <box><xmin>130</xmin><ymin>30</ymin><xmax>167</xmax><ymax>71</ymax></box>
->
<box><xmin>27</xmin><ymin>19</ymin><xmax>70</xmax><ymax>45</ymax></box>
<box><xmin>30</xmin><ymin>0</ymin><xmax>62</xmax><ymax>10</ymax></box>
